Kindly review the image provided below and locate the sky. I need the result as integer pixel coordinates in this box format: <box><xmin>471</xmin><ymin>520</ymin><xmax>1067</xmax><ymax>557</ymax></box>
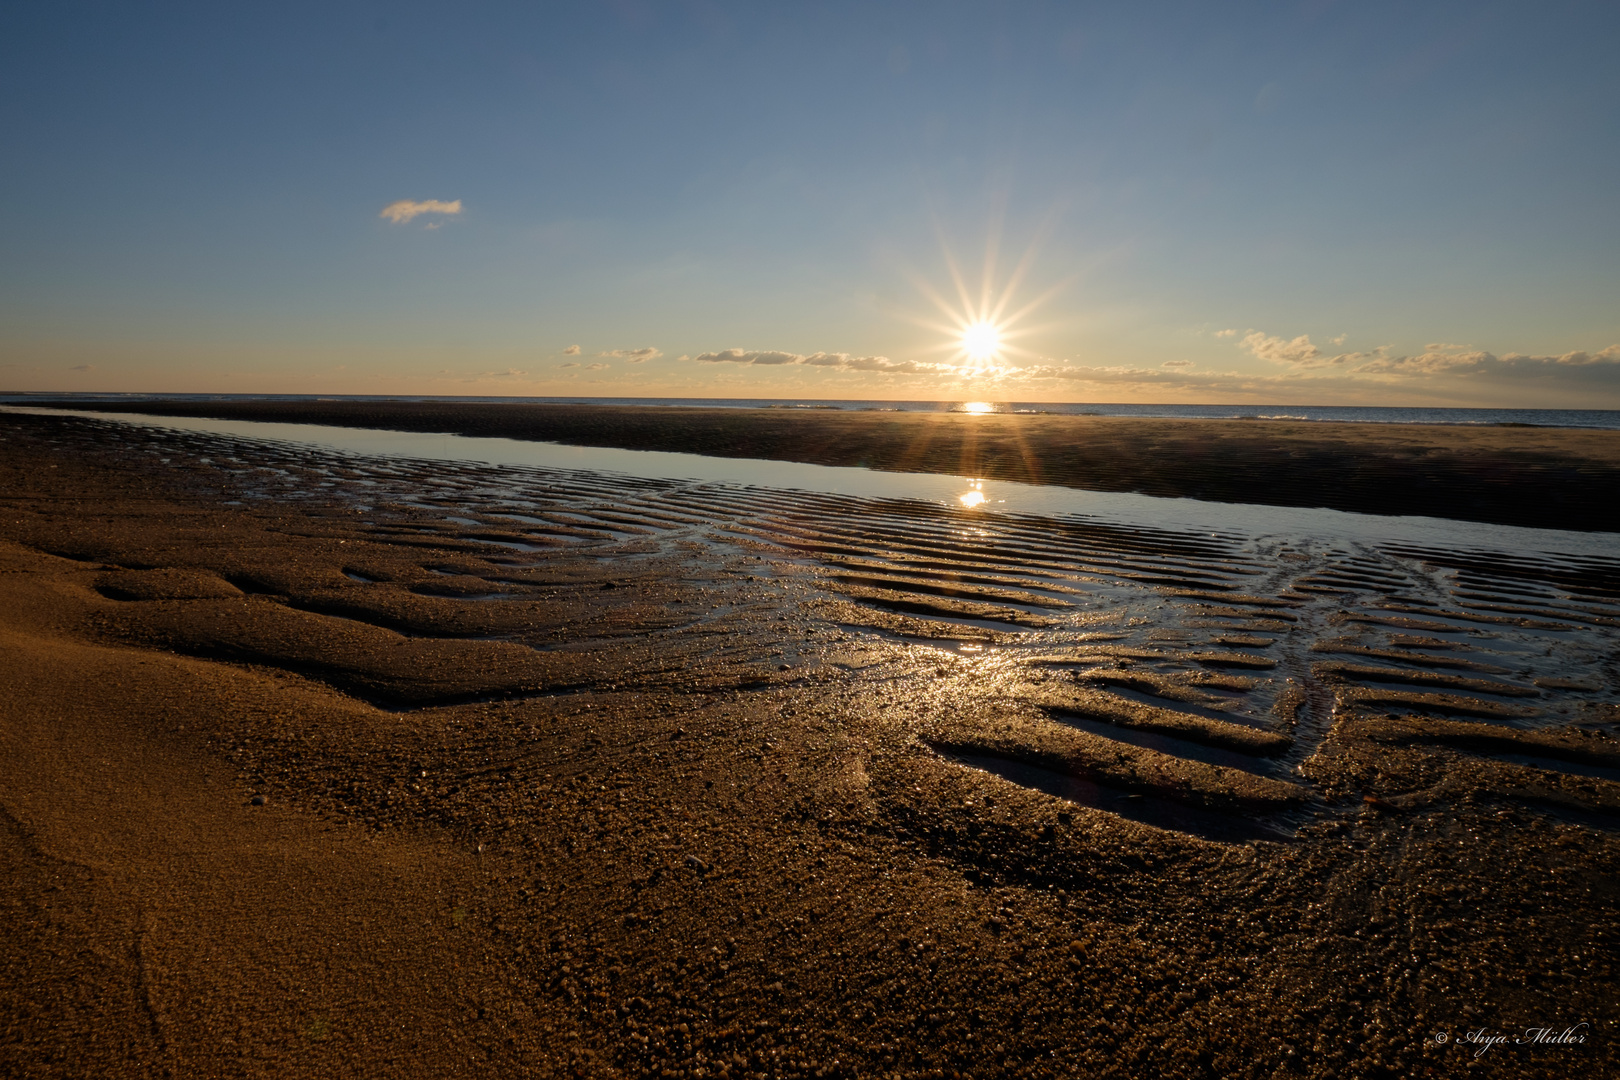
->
<box><xmin>2</xmin><ymin>1</ymin><xmax>1618</xmax><ymax>406</ymax></box>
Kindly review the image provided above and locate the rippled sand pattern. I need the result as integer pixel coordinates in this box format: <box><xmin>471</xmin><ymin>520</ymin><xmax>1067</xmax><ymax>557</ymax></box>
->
<box><xmin>56</xmin><ymin>419</ymin><xmax>1612</xmax><ymax>854</ymax></box>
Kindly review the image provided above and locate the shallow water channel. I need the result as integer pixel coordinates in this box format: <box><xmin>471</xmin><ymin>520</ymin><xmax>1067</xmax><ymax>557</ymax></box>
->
<box><xmin>7</xmin><ymin>405</ymin><xmax>1615</xmax><ymax>558</ymax></box>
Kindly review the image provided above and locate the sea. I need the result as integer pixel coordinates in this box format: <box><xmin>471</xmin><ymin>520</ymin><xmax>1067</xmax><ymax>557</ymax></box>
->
<box><xmin>2</xmin><ymin>393</ymin><xmax>1618</xmax><ymax>430</ymax></box>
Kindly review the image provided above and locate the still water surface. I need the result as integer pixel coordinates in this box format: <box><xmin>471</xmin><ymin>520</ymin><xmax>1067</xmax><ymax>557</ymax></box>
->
<box><xmin>8</xmin><ymin>405</ymin><xmax>1615</xmax><ymax>558</ymax></box>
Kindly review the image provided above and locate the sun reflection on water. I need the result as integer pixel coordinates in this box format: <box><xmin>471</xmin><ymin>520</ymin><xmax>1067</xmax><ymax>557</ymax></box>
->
<box><xmin>959</xmin><ymin>478</ymin><xmax>988</xmax><ymax>508</ymax></box>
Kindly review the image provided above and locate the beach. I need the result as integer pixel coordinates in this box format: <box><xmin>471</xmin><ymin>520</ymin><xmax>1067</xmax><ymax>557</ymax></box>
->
<box><xmin>1</xmin><ymin>408</ymin><xmax>1616</xmax><ymax>1079</ymax></box>
<box><xmin>25</xmin><ymin>399</ymin><xmax>1620</xmax><ymax>532</ymax></box>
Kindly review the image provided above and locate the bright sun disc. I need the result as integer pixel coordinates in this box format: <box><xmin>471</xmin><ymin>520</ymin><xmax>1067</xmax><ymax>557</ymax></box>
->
<box><xmin>960</xmin><ymin>321</ymin><xmax>1001</xmax><ymax>361</ymax></box>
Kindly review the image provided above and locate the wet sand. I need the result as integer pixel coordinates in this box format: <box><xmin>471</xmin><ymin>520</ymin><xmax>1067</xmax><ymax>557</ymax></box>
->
<box><xmin>1</xmin><ymin>410</ymin><xmax>1616</xmax><ymax>1079</ymax></box>
<box><xmin>24</xmin><ymin>398</ymin><xmax>1620</xmax><ymax>532</ymax></box>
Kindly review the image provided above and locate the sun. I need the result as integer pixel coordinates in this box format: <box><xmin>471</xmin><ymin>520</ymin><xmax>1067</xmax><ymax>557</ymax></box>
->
<box><xmin>960</xmin><ymin>321</ymin><xmax>1002</xmax><ymax>362</ymax></box>
<box><xmin>894</xmin><ymin>213</ymin><xmax>1070</xmax><ymax>378</ymax></box>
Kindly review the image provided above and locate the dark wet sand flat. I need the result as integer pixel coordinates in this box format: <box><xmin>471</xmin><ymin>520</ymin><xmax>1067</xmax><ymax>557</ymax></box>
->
<box><xmin>1</xmin><ymin>410</ymin><xmax>1617</xmax><ymax>1079</ymax></box>
<box><xmin>25</xmin><ymin>398</ymin><xmax>1620</xmax><ymax>531</ymax></box>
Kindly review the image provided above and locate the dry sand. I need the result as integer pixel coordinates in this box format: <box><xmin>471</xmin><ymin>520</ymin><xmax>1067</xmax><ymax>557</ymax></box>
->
<box><xmin>24</xmin><ymin>399</ymin><xmax>1620</xmax><ymax>532</ymax></box>
<box><xmin>1</xmin><ymin>410</ymin><xmax>1616</xmax><ymax>1078</ymax></box>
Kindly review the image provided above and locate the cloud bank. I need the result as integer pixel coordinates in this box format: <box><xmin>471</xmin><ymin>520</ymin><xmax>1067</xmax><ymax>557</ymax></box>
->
<box><xmin>677</xmin><ymin>336</ymin><xmax>1620</xmax><ymax>404</ymax></box>
<box><xmin>379</xmin><ymin>199</ymin><xmax>463</xmax><ymax>224</ymax></box>
<box><xmin>1356</xmin><ymin>343</ymin><xmax>1620</xmax><ymax>381</ymax></box>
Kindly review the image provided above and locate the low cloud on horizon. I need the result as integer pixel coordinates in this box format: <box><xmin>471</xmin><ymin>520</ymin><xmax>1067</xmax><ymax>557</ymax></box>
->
<box><xmin>691</xmin><ymin>348</ymin><xmax>955</xmax><ymax>377</ymax></box>
<box><xmin>678</xmin><ymin>337</ymin><xmax>1620</xmax><ymax>404</ymax></box>
<box><xmin>1233</xmin><ymin>328</ymin><xmax>1620</xmax><ymax>386</ymax></box>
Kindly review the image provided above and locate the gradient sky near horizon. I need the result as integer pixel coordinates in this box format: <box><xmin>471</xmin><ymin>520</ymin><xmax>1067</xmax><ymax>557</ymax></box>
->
<box><xmin>3</xmin><ymin>1</ymin><xmax>1618</xmax><ymax>406</ymax></box>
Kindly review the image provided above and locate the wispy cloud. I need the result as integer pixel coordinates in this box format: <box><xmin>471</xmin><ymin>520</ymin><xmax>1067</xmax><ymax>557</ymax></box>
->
<box><xmin>1236</xmin><ymin>329</ymin><xmax>1390</xmax><ymax>369</ymax></box>
<box><xmin>562</xmin><ymin>344</ymin><xmax>581</xmax><ymax>355</ymax></box>
<box><xmin>379</xmin><ymin>198</ymin><xmax>463</xmax><ymax>224</ymax></box>
<box><xmin>1013</xmin><ymin>363</ymin><xmax>1264</xmax><ymax>390</ymax></box>
<box><xmin>601</xmin><ymin>347</ymin><xmax>662</xmax><ymax>363</ymax></box>
<box><xmin>1161</xmin><ymin>360</ymin><xmax>1194</xmax><ymax>369</ymax></box>
<box><xmin>691</xmin><ymin>348</ymin><xmax>955</xmax><ymax>376</ymax></box>
<box><xmin>587</xmin><ymin>362</ymin><xmax>610</xmax><ymax>370</ymax></box>
<box><xmin>695</xmin><ymin>349</ymin><xmax>802</xmax><ymax>366</ymax></box>
<box><xmin>1212</xmin><ymin>328</ymin><xmax>1239</xmax><ymax>338</ymax></box>
<box><xmin>70</xmin><ymin>364</ymin><xmax>92</xmax><ymax>372</ymax></box>
<box><xmin>1240</xmin><ymin>331</ymin><xmax>1331</xmax><ymax>366</ymax></box>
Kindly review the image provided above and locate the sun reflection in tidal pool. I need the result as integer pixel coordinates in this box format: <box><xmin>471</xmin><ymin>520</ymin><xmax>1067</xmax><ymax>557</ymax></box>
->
<box><xmin>959</xmin><ymin>478</ymin><xmax>988</xmax><ymax>508</ymax></box>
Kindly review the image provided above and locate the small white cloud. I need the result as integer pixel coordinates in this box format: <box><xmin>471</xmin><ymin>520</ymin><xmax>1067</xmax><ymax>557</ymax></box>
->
<box><xmin>562</xmin><ymin>344</ymin><xmax>581</xmax><ymax>355</ymax></box>
<box><xmin>559</xmin><ymin>361</ymin><xmax>579</xmax><ymax>369</ymax></box>
<box><xmin>601</xmin><ymin>347</ymin><xmax>662</xmax><ymax>363</ymax></box>
<box><xmin>586</xmin><ymin>362</ymin><xmax>610</xmax><ymax>370</ymax></box>
<box><xmin>1213</xmin><ymin>328</ymin><xmax>1238</xmax><ymax>339</ymax></box>
<box><xmin>380</xmin><ymin>198</ymin><xmax>463</xmax><ymax>224</ymax></box>
<box><xmin>1330</xmin><ymin>333</ymin><xmax>1348</xmax><ymax>346</ymax></box>
<box><xmin>1161</xmin><ymin>360</ymin><xmax>1194</xmax><ymax>369</ymax></box>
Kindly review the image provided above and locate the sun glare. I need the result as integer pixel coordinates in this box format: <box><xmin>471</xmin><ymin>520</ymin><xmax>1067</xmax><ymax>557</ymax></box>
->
<box><xmin>960</xmin><ymin>321</ymin><xmax>1001</xmax><ymax>361</ymax></box>
<box><xmin>896</xmin><ymin>213</ymin><xmax>1069</xmax><ymax>380</ymax></box>
<box><xmin>960</xmin><ymin>401</ymin><xmax>995</xmax><ymax>414</ymax></box>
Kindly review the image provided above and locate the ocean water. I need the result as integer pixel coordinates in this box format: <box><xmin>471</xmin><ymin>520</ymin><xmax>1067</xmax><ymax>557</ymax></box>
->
<box><xmin>3</xmin><ymin>392</ymin><xmax>1618</xmax><ymax>430</ymax></box>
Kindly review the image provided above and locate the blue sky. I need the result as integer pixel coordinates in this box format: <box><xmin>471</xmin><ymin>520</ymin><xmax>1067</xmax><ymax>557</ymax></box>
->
<box><xmin>2</xmin><ymin>1</ymin><xmax>1617</xmax><ymax>404</ymax></box>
